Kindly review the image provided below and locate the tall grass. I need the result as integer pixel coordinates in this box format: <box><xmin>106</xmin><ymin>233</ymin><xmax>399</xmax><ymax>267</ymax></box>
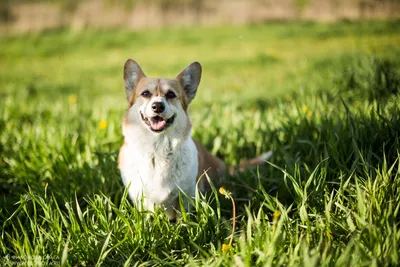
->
<box><xmin>0</xmin><ymin>21</ymin><xmax>399</xmax><ymax>266</ymax></box>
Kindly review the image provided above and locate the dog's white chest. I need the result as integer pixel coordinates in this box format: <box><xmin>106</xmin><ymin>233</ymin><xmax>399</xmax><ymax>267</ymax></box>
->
<box><xmin>119</xmin><ymin>136</ymin><xmax>198</xmax><ymax>210</ymax></box>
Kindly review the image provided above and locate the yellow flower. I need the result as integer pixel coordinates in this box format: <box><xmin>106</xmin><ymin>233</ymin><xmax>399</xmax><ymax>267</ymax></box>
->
<box><xmin>222</xmin><ymin>244</ymin><xmax>231</xmax><ymax>252</ymax></box>
<box><xmin>99</xmin><ymin>120</ymin><xmax>108</xmax><ymax>130</ymax></box>
<box><xmin>219</xmin><ymin>187</ymin><xmax>226</xmax><ymax>195</ymax></box>
<box><xmin>302</xmin><ymin>104</ymin><xmax>312</xmax><ymax>118</ymax></box>
<box><xmin>219</xmin><ymin>187</ymin><xmax>231</xmax><ymax>199</ymax></box>
<box><xmin>273</xmin><ymin>211</ymin><xmax>281</xmax><ymax>218</ymax></box>
<box><xmin>220</xmin><ymin>186</ymin><xmax>236</xmax><ymax>251</ymax></box>
<box><xmin>68</xmin><ymin>94</ymin><xmax>77</xmax><ymax>104</ymax></box>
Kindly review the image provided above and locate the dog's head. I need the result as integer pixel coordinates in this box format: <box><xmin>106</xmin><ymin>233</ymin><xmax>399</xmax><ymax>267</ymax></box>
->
<box><xmin>122</xmin><ymin>59</ymin><xmax>201</xmax><ymax>137</ymax></box>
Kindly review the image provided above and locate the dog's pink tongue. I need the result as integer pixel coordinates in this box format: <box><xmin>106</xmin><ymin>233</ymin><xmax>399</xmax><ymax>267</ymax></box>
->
<box><xmin>150</xmin><ymin>116</ymin><xmax>166</xmax><ymax>131</ymax></box>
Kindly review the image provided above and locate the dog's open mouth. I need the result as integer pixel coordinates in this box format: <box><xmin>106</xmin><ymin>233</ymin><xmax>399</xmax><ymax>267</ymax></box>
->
<box><xmin>140</xmin><ymin>112</ymin><xmax>176</xmax><ymax>132</ymax></box>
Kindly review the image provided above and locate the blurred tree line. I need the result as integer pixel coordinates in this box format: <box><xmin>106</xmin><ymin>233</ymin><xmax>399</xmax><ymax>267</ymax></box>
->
<box><xmin>0</xmin><ymin>0</ymin><xmax>206</xmax><ymax>22</ymax></box>
<box><xmin>1</xmin><ymin>0</ymin><xmax>79</xmax><ymax>21</ymax></box>
<box><xmin>1</xmin><ymin>0</ymin><xmax>399</xmax><ymax>23</ymax></box>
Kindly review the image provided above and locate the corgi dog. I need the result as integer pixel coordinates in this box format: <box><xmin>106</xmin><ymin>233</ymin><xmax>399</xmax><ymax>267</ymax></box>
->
<box><xmin>118</xmin><ymin>59</ymin><xmax>271</xmax><ymax>219</ymax></box>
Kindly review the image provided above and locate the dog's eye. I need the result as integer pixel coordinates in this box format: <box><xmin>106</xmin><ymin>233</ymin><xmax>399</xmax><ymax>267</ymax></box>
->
<box><xmin>165</xmin><ymin>91</ymin><xmax>176</xmax><ymax>99</ymax></box>
<box><xmin>141</xmin><ymin>90</ymin><xmax>151</xmax><ymax>98</ymax></box>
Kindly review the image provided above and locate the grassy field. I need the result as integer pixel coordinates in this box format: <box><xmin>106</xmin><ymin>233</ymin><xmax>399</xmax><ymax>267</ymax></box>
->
<box><xmin>0</xmin><ymin>21</ymin><xmax>399</xmax><ymax>266</ymax></box>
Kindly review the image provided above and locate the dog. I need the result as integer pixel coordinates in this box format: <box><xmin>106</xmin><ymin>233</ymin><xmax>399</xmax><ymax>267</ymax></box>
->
<box><xmin>118</xmin><ymin>59</ymin><xmax>271</xmax><ymax>219</ymax></box>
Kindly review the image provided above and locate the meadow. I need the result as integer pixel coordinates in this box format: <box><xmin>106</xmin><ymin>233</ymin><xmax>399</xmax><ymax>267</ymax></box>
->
<box><xmin>0</xmin><ymin>21</ymin><xmax>399</xmax><ymax>266</ymax></box>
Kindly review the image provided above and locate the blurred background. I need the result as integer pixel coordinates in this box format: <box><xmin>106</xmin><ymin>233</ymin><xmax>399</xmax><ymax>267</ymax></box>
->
<box><xmin>1</xmin><ymin>0</ymin><xmax>400</xmax><ymax>33</ymax></box>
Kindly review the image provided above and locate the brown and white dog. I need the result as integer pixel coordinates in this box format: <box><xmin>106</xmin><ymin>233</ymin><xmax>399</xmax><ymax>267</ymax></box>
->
<box><xmin>118</xmin><ymin>59</ymin><xmax>271</xmax><ymax>219</ymax></box>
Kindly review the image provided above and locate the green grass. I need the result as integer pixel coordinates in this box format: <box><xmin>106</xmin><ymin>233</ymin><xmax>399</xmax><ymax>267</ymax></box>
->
<box><xmin>0</xmin><ymin>21</ymin><xmax>399</xmax><ymax>266</ymax></box>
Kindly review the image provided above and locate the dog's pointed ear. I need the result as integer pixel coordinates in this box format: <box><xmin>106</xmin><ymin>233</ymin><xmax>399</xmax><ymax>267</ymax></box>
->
<box><xmin>124</xmin><ymin>59</ymin><xmax>146</xmax><ymax>102</ymax></box>
<box><xmin>176</xmin><ymin>62</ymin><xmax>202</xmax><ymax>104</ymax></box>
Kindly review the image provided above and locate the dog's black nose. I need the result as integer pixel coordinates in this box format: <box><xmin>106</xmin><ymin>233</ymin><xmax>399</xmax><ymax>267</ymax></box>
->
<box><xmin>151</xmin><ymin>102</ymin><xmax>165</xmax><ymax>113</ymax></box>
